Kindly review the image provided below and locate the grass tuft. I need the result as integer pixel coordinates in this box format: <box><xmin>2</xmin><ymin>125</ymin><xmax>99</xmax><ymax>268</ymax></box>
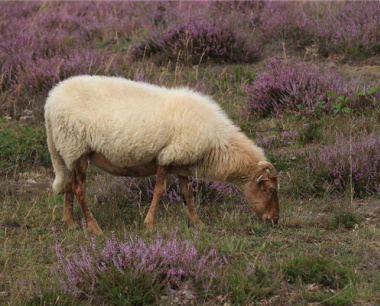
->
<box><xmin>284</xmin><ymin>255</ymin><xmax>355</xmax><ymax>289</ymax></box>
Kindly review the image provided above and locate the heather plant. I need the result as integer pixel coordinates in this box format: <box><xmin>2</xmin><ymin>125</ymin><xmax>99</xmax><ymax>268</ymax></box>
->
<box><xmin>50</xmin><ymin>228</ymin><xmax>227</xmax><ymax>302</ymax></box>
<box><xmin>254</xmin><ymin>2</ymin><xmax>380</xmax><ymax>58</ymax></box>
<box><xmin>304</xmin><ymin>132</ymin><xmax>380</xmax><ymax>196</ymax></box>
<box><xmin>256</xmin><ymin>2</ymin><xmax>315</xmax><ymax>46</ymax></box>
<box><xmin>255</xmin><ymin>130</ymin><xmax>298</xmax><ymax>151</ymax></box>
<box><xmin>0</xmin><ymin>1</ymin><xmax>163</xmax><ymax>117</ymax></box>
<box><xmin>2</xmin><ymin>1</ymin><xmax>380</xmax><ymax>120</ymax></box>
<box><xmin>244</xmin><ymin>58</ymin><xmax>377</xmax><ymax>118</ymax></box>
<box><xmin>132</xmin><ymin>17</ymin><xmax>258</xmax><ymax>65</ymax></box>
<box><xmin>313</xmin><ymin>2</ymin><xmax>380</xmax><ymax>57</ymax></box>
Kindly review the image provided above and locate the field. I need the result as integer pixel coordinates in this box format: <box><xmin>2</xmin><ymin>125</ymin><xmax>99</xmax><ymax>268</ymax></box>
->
<box><xmin>1</xmin><ymin>1</ymin><xmax>380</xmax><ymax>305</ymax></box>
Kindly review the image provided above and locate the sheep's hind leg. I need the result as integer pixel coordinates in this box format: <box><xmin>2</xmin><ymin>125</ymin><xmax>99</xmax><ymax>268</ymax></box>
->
<box><xmin>73</xmin><ymin>156</ymin><xmax>103</xmax><ymax>235</ymax></box>
<box><xmin>178</xmin><ymin>176</ymin><xmax>202</xmax><ymax>227</ymax></box>
<box><xmin>63</xmin><ymin>171</ymin><xmax>77</xmax><ymax>229</ymax></box>
<box><xmin>144</xmin><ymin>166</ymin><xmax>168</xmax><ymax>231</ymax></box>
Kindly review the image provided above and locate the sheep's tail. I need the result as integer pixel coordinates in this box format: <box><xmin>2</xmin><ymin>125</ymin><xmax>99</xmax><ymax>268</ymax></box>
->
<box><xmin>45</xmin><ymin>115</ymin><xmax>69</xmax><ymax>194</ymax></box>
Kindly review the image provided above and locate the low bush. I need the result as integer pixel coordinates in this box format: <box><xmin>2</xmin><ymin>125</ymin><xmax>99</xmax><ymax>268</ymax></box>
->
<box><xmin>132</xmin><ymin>18</ymin><xmax>258</xmax><ymax>65</ymax></box>
<box><xmin>304</xmin><ymin>133</ymin><xmax>380</xmax><ymax>197</ymax></box>
<box><xmin>244</xmin><ymin>58</ymin><xmax>378</xmax><ymax>117</ymax></box>
<box><xmin>255</xmin><ymin>129</ymin><xmax>298</xmax><ymax>150</ymax></box>
<box><xmin>255</xmin><ymin>2</ymin><xmax>380</xmax><ymax>57</ymax></box>
<box><xmin>50</xmin><ymin>229</ymin><xmax>227</xmax><ymax>302</ymax></box>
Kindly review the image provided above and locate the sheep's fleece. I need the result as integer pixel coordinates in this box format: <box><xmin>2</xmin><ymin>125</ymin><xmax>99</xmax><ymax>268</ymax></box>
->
<box><xmin>45</xmin><ymin>75</ymin><xmax>242</xmax><ymax>191</ymax></box>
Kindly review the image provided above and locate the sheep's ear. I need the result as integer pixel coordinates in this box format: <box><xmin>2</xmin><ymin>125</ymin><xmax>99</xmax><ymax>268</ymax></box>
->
<box><xmin>257</xmin><ymin>161</ymin><xmax>277</xmax><ymax>178</ymax></box>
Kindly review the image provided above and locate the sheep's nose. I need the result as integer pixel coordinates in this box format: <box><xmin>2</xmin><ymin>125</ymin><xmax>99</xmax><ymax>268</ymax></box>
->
<box><xmin>263</xmin><ymin>215</ymin><xmax>279</xmax><ymax>225</ymax></box>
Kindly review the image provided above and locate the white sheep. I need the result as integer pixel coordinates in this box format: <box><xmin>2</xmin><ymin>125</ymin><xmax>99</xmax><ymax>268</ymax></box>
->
<box><xmin>45</xmin><ymin>75</ymin><xmax>279</xmax><ymax>234</ymax></box>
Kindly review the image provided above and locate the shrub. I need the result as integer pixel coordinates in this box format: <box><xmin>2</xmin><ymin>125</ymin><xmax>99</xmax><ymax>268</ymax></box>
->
<box><xmin>255</xmin><ymin>2</ymin><xmax>380</xmax><ymax>57</ymax></box>
<box><xmin>255</xmin><ymin>129</ymin><xmax>298</xmax><ymax>150</ymax></box>
<box><xmin>0</xmin><ymin>1</ymin><xmax>159</xmax><ymax>117</ymax></box>
<box><xmin>256</xmin><ymin>2</ymin><xmax>315</xmax><ymax>46</ymax></box>
<box><xmin>304</xmin><ymin>132</ymin><xmax>380</xmax><ymax>196</ymax></box>
<box><xmin>51</xmin><ymin>228</ymin><xmax>227</xmax><ymax>301</ymax></box>
<box><xmin>244</xmin><ymin>58</ymin><xmax>376</xmax><ymax>117</ymax></box>
<box><xmin>133</xmin><ymin>18</ymin><xmax>258</xmax><ymax>65</ymax></box>
<box><xmin>312</xmin><ymin>2</ymin><xmax>380</xmax><ymax>57</ymax></box>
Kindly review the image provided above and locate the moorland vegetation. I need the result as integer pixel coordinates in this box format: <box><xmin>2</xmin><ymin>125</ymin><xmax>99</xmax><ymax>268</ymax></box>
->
<box><xmin>1</xmin><ymin>2</ymin><xmax>379</xmax><ymax>305</ymax></box>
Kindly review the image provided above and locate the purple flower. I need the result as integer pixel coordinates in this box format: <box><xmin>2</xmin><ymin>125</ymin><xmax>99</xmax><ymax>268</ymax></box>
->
<box><xmin>304</xmin><ymin>132</ymin><xmax>380</xmax><ymax>196</ymax></box>
<box><xmin>51</xmin><ymin>228</ymin><xmax>227</xmax><ymax>296</ymax></box>
<box><xmin>244</xmin><ymin>58</ymin><xmax>375</xmax><ymax>117</ymax></box>
<box><xmin>132</xmin><ymin>17</ymin><xmax>258</xmax><ymax>65</ymax></box>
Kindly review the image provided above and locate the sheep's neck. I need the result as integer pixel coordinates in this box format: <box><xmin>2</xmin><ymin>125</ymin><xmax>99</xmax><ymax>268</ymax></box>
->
<box><xmin>192</xmin><ymin>133</ymin><xmax>265</xmax><ymax>184</ymax></box>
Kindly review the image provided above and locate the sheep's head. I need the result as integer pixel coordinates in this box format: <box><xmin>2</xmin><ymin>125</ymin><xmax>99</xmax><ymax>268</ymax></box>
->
<box><xmin>241</xmin><ymin>161</ymin><xmax>279</xmax><ymax>224</ymax></box>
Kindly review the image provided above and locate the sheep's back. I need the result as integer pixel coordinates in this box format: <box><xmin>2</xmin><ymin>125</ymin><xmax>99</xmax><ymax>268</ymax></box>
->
<box><xmin>45</xmin><ymin>75</ymin><xmax>236</xmax><ymax>168</ymax></box>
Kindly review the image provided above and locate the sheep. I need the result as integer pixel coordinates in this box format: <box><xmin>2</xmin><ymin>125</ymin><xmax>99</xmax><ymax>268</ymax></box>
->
<box><xmin>45</xmin><ymin>75</ymin><xmax>279</xmax><ymax>235</ymax></box>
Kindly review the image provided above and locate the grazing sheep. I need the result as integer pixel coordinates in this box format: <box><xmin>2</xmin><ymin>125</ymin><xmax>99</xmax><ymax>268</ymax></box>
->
<box><xmin>45</xmin><ymin>75</ymin><xmax>279</xmax><ymax>235</ymax></box>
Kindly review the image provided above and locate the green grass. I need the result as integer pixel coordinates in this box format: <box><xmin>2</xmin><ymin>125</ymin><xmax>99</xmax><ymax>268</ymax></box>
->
<box><xmin>0</xmin><ymin>120</ymin><xmax>50</xmax><ymax>175</ymax></box>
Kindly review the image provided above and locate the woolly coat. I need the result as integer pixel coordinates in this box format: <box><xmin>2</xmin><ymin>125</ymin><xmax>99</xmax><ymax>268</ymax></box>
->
<box><xmin>45</xmin><ymin>75</ymin><xmax>266</xmax><ymax>192</ymax></box>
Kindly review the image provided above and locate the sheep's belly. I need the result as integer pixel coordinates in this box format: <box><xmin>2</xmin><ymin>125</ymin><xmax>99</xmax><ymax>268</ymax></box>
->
<box><xmin>89</xmin><ymin>152</ymin><xmax>193</xmax><ymax>178</ymax></box>
<box><xmin>89</xmin><ymin>152</ymin><xmax>158</xmax><ymax>177</ymax></box>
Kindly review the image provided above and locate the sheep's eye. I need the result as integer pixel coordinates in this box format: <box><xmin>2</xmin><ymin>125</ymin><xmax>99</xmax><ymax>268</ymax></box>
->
<box><xmin>269</xmin><ymin>188</ymin><xmax>276</xmax><ymax>195</ymax></box>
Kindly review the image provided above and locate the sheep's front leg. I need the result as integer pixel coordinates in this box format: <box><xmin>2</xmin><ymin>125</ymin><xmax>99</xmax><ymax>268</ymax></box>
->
<box><xmin>63</xmin><ymin>171</ymin><xmax>77</xmax><ymax>229</ymax></box>
<box><xmin>178</xmin><ymin>176</ymin><xmax>202</xmax><ymax>226</ymax></box>
<box><xmin>144</xmin><ymin>166</ymin><xmax>167</xmax><ymax>231</ymax></box>
<box><xmin>73</xmin><ymin>157</ymin><xmax>103</xmax><ymax>235</ymax></box>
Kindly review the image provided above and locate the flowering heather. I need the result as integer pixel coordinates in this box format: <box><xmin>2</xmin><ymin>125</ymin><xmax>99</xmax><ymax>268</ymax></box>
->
<box><xmin>304</xmin><ymin>133</ymin><xmax>380</xmax><ymax>196</ymax></box>
<box><xmin>1</xmin><ymin>1</ymin><xmax>379</xmax><ymax>118</ymax></box>
<box><xmin>255</xmin><ymin>130</ymin><xmax>298</xmax><ymax>151</ymax></box>
<box><xmin>312</xmin><ymin>2</ymin><xmax>380</xmax><ymax>57</ymax></box>
<box><xmin>133</xmin><ymin>18</ymin><xmax>258</xmax><ymax>65</ymax></box>
<box><xmin>255</xmin><ymin>2</ymin><xmax>380</xmax><ymax>57</ymax></box>
<box><xmin>256</xmin><ymin>2</ymin><xmax>314</xmax><ymax>45</ymax></box>
<box><xmin>51</xmin><ymin>229</ymin><xmax>227</xmax><ymax>299</ymax></box>
<box><xmin>244</xmin><ymin>58</ymin><xmax>373</xmax><ymax>117</ymax></box>
<box><xmin>0</xmin><ymin>2</ymin><xmax>160</xmax><ymax>115</ymax></box>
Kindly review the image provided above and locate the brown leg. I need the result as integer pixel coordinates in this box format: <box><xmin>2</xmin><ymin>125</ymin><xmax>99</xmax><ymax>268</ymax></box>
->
<box><xmin>144</xmin><ymin>166</ymin><xmax>168</xmax><ymax>231</ymax></box>
<box><xmin>72</xmin><ymin>156</ymin><xmax>102</xmax><ymax>235</ymax></box>
<box><xmin>178</xmin><ymin>176</ymin><xmax>202</xmax><ymax>226</ymax></box>
<box><xmin>63</xmin><ymin>171</ymin><xmax>77</xmax><ymax>229</ymax></box>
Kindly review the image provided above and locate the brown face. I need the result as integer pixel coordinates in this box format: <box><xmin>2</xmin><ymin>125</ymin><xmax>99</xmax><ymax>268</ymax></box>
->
<box><xmin>242</xmin><ymin>163</ymin><xmax>280</xmax><ymax>224</ymax></box>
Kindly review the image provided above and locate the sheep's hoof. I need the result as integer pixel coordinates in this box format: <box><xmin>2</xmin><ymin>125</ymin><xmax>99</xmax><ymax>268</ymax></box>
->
<box><xmin>145</xmin><ymin>221</ymin><xmax>154</xmax><ymax>232</ymax></box>
<box><xmin>190</xmin><ymin>218</ymin><xmax>204</xmax><ymax>229</ymax></box>
<box><xmin>63</xmin><ymin>217</ymin><xmax>78</xmax><ymax>230</ymax></box>
<box><xmin>87</xmin><ymin>221</ymin><xmax>103</xmax><ymax>235</ymax></box>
